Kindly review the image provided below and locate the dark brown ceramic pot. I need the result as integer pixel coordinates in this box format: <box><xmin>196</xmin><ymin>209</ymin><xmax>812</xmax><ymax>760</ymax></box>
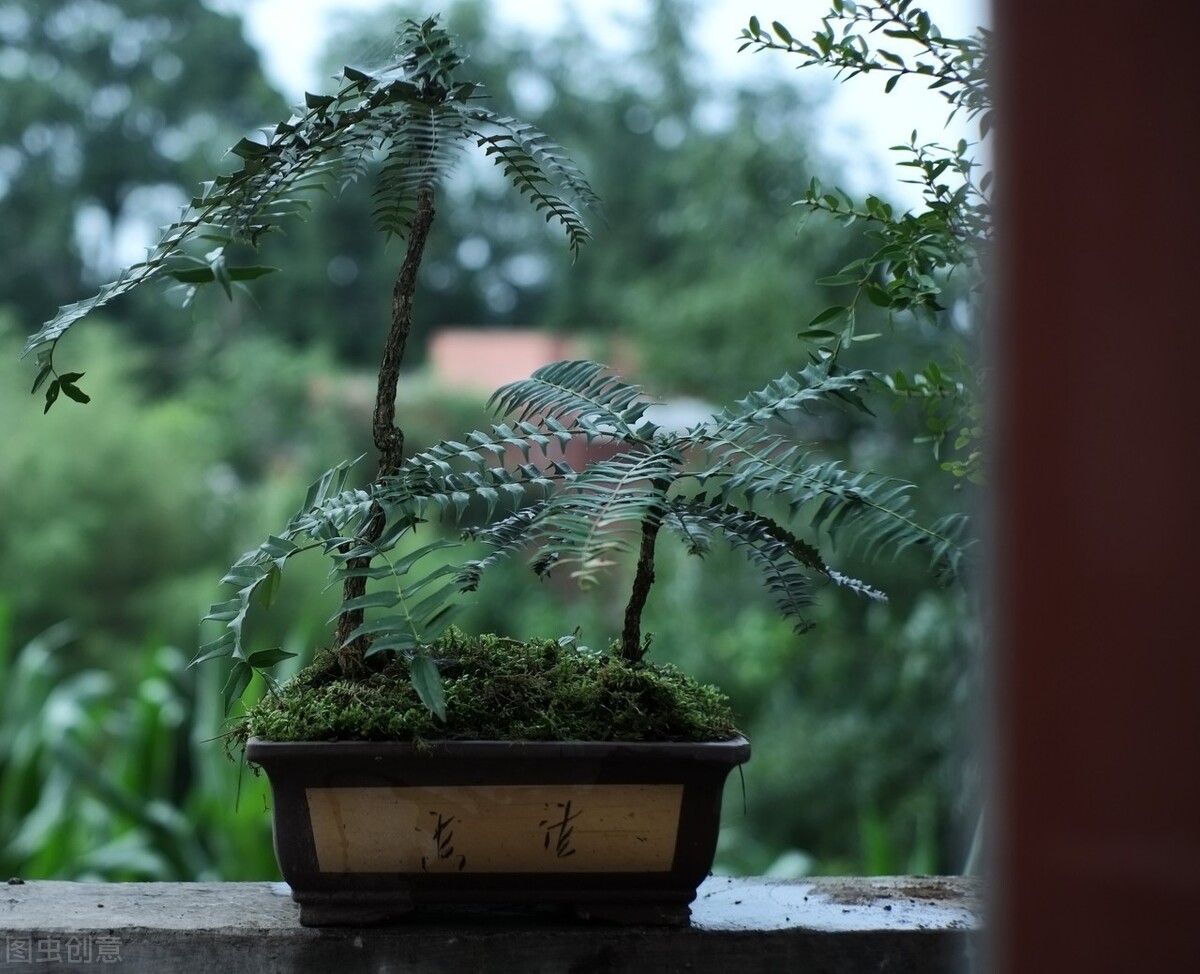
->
<box><xmin>246</xmin><ymin>736</ymin><xmax>750</xmax><ymax>926</ymax></box>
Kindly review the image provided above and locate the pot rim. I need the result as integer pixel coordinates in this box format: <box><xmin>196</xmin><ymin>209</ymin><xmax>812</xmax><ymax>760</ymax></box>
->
<box><xmin>245</xmin><ymin>734</ymin><xmax>750</xmax><ymax>764</ymax></box>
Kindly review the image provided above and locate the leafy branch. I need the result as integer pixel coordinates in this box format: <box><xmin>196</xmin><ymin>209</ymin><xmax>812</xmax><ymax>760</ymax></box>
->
<box><xmin>201</xmin><ymin>348</ymin><xmax>970</xmax><ymax>704</ymax></box>
<box><xmin>25</xmin><ymin>16</ymin><xmax>597</xmax><ymax>413</ymax></box>
<box><xmin>424</xmin><ymin>362</ymin><xmax>963</xmax><ymax>655</ymax></box>
<box><xmin>743</xmin><ymin>1</ymin><xmax>990</xmax><ymax>483</ymax></box>
<box><xmin>740</xmin><ymin>0</ymin><xmax>990</xmax><ymax>126</ymax></box>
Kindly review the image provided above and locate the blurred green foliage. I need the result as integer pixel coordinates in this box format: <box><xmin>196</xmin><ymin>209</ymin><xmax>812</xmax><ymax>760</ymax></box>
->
<box><xmin>1</xmin><ymin>0</ymin><xmax>981</xmax><ymax>880</ymax></box>
<box><xmin>0</xmin><ymin>0</ymin><xmax>287</xmax><ymax>369</ymax></box>
<box><xmin>0</xmin><ymin>609</ymin><xmax>280</xmax><ymax>880</ymax></box>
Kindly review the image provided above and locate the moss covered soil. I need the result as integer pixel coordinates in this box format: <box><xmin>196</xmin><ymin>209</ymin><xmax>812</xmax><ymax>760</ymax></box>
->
<box><xmin>235</xmin><ymin>628</ymin><xmax>740</xmax><ymax>746</ymax></box>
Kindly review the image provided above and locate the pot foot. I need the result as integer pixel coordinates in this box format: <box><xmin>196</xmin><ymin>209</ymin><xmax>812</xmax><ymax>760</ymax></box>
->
<box><xmin>298</xmin><ymin>898</ymin><xmax>415</xmax><ymax>926</ymax></box>
<box><xmin>572</xmin><ymin>900</ymin><xmax>692</xmax><ymax>926</ymax></box>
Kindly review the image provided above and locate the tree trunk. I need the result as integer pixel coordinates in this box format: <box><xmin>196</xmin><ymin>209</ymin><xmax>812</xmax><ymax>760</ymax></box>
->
<box><xmin>620</xmin><ymin>516</ymin><xmax>660</xmax><ymax>664</ymax></box>
<box><xmin>334</xmin><ymin>187</ymin><xmax>436</xmax><ymax>675</ymax></box>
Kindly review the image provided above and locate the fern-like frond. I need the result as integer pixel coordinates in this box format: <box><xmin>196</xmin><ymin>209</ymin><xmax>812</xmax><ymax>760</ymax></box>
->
<box><xmin>196</xmin><ymin>460</ymin><xmax>372</xmax><ymax>684</ymax></box>
<box><xmin>703</xmin><ymin>362</ymin><xmax>877</xmax><ymax>432</ymax></box>
<box><xmin>456</xmin><ymin>503</ymin><xmax>549</xmax><ymax>590</ymax></box>
<box><xmin>488</xmin><ymin>360</ymin><xmax>656</xmax><ymax>441</ymax></box>
<box><xmin>471</xmin><ymin>112</ymin><xmax>602</xmax><ymax>211</ymax></box>
<box><xmin>468</xmin><ymin>110</ymin><xmax>598</xmax><ymax>261</ymax></box>
<box><xmin>373</xmin><ymin>418</ymin><xmax>587</xmax><ymax>527</ymax></box>
<box><xmin>924</xmin><ymin>512</ymin><xmax>974</xmax><ymax>583</ymax></box>
<box><xmin>392</xmin><ymin>15</ymin><xmax>466</xmax><ymax>87</ymax></box>
<box><xmin>21</xmin><ymin>17</ymin><xmax>499</xmax><ymax>382</ymax></box>
<box><xmin>331</xmin><ymin>541</ymin><xmax>466</xmax><ymax>656</ymax></box>
<box><xmin>663</xmin><ymin>501</ymin><xmax>887</xmax><ymax>632</ymax></box>
<box><xmin>400</xmin><ymin>419</ymin><xmax>578</xmax><ymax>472</ymax></box>
<box><xmin>692</xmin><ymin>428</ymin><xmax>967</xmax><ymax>582</ymax></box>
<box><xmin>663</xmin><ymin>503</ymin><xmax>816</xmax><ymax>632</ymax></box>
<box><xmin>530</xmin><ymin>447</ymin><xmax>682</xmax><ymax>586</ymax></box>
<box><xmin>24</xmin><ymin>67</ymin><xmax>366</xmax><ymax>365</ymax></box>
<box><xmin>371</xmin><ymin>103</ymin><xmax>471</xmax><ymax>240</ymax></box>
<box><xmin>392</xmin><ymin>462</ymin><xmax>561</xmax><ymax>526</ymax></box>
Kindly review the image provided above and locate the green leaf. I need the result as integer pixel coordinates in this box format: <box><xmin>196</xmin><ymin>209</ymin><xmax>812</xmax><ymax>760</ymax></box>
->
<box><xmin>808</xmin><ymin>306</ymin><xmax>849</xmax><ymax>327</ymax></box>
<box><xmin>192</xmin><ymin>632</ymin><xmax>234</xmax><ymax>667</ymax></box>
<box><xmin>256</xmin><ymin>564</ymin><xmax>282</xmax><ymax>608</ymax></box>
<box><xmin>55</xmin><ymin>372</ymin><xmax>91</xmax><ymax>405</ymax></box>
<box><xmin>230</xmin><ymin>137</ymin><xmax>269</xmax><ymax>160</ymax></box>
<box><xmin>305</xmin><ymin>91</ymin><xmax>336</xmax><ymax>111</ymax></box>
<box><xmin>246</xmin><ymin>647</ymin><xmax>298</xmax><ymax>668</ymax></box>
<box><xmin>333</xmin><ymin>590</ymin><xmax>401</xmax><ymax>617</ymax></box>
<box><xmin>222</xmin><ymin>661</ymin><xmax>253</xmax><ymax>713</ymax></box>
<box><xmin>60</xmin><ymin>382</ymin><xmax>90</xmax><ymax>405</ymax></box>
<box><xmin>387</xmin><ymin>538</ymin><xmax>462</xmax><ymax>578</ymax></box>
<box><xmin>362</xmin><ymin>633</ymin><xmax>421</xmax><ymax>656</ymax></box>
<box><xmin>203</xmin><ymin>598</ymin><xmax>244</xmax><ymax>623</ymax></box>
<box><xmin>209</xmin><ymin>254</ymin><xmax>233</xmax><ymax>299</ymax></box>
<box><xmin>43</xmin><ymin>379</ymin><xmax>60</xmax><ymax>414</ymax></box>
<box><xmin>164</xmin><ymin>265</ymin><xmax>278</xmax><ymax>285</ymax></box>
<box><xmin>410</xmin><ymin>653</ymin><xmax>446</xmax><ymax>721</ymax></box>
<box><xmin>339</xmin><ymin>615</ymin><xmax>419</xmax><ymax>646</ymax></box>
<box><xmin>799</xmin><ymin>329</ymin><xmax>840</xmax><ymax>343</ymax></box>
<box><xmin>866</xmin><ymin>285</ymin><xmax>892</xmax><ymax>308</ymax></box>
<box><xmin>262</xmin><ymin>535</ymin><xmax>300</xmax><ymax>567</ymax></box>
<box><xmin>884</xmin><ymin>75</ymin><xmax>900</xmax><ymax>94</ymax></box>
<box><xmin>30</xmin><ymin>362</ymin><xmax>53</xmax><ymax>395</ymax></box>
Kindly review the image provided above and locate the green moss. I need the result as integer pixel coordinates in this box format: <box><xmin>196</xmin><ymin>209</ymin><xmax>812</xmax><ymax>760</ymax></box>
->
<box><xmin>234</xmin><ymin>628</ymin><xmax>739</xmax><ymax>746</ymax></box>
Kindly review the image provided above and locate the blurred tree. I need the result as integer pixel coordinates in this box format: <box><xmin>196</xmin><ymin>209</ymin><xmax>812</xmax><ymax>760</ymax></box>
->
<box><xmin>4</xmin><ymin>0</ymin><xmax>864</xmax><ymax>397</ymax></box>
<box><xmin>231</xmin><ymin>0</ymin><xmax>864</xmax><ymax>398</ymax></box>
<box><xmin>0</xmin><ymin>313</ymin><xmax>364</xmax><ymax>669</ymax></box>
<box><xmin>0</xmin><ymin>0</ymin><xmax>286</xmax><ymax>354</ymax></box>
<box><xmin>526</xmin><ymin>0</ymin><xmax>872</xmax><ymax>402</ymax></box>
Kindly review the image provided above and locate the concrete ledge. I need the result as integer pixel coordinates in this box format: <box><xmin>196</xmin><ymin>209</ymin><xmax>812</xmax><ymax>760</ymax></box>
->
<box><xmin>2</xmin><ymin>876</ymin><xmax>980</xmax><ymax>973</ymax></box>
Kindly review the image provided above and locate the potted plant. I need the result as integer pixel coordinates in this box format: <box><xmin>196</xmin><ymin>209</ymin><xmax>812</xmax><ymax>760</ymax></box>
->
<box><xmin>20</xmin><ymin>16</ymin><xmax>964</xmax><ymax>924</ymax></box>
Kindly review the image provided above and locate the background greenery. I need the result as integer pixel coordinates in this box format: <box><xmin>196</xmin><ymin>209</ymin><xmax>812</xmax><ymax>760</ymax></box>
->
<box><xmin>1</xmin><ymin>0</ymin><xmax>981</xmax><ymax>880</ymax></box>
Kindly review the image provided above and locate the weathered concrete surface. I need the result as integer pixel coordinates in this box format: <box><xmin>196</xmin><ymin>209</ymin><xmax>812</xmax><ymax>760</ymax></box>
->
<box><xmin>2</xmin><ymin>875</ymin><xmax>981</xmax><ymax>973</ymax></box>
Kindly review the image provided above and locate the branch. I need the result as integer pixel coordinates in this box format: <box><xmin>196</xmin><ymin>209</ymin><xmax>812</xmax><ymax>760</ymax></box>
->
<box><xmin>335</xmin><ymin>187</ymin><xmax>436</xmax><ymax>671</ymax></box>
<box><xmin>620</xmin><ymin>515</ymin><xmax>661</xmax><ymax>664</ymax></box>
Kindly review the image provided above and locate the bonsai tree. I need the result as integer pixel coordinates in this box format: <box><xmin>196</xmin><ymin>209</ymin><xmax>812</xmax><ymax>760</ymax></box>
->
<box><xmin>20</xmin><ymin>16</ymin><xmax>966</xmax><ymax>734</ymax></box>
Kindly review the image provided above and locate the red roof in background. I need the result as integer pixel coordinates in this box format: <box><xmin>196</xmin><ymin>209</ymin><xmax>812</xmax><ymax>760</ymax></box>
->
<box><xmin>427</xmin><ymin>329</ymin><xmax>583</xmax><ymax>392</ymax></box>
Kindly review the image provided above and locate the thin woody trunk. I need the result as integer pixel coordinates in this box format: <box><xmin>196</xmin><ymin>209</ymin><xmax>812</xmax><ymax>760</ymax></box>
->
<box><xmin>620</xmin><ymin>516</ymin><xmax>661</xmax><ymax>664</ymax></box>
<box><xmin>335</xmin><ymin>187</ymin><xmax>436</xmax><ymax>674</ymax></box>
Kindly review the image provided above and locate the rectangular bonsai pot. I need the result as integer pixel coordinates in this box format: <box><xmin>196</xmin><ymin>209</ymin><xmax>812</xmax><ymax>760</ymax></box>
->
<box><xmin>245</xmin><ymin>736</ymin><xmax>750</xmax><ymax>926</ymax></box>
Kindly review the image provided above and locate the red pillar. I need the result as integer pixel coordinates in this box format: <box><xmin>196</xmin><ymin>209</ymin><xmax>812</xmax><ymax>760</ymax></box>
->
<box><xmin>994</xmin><ymin>2</ymin><xmax>1200</xmax><ymax>970</ymax></box>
